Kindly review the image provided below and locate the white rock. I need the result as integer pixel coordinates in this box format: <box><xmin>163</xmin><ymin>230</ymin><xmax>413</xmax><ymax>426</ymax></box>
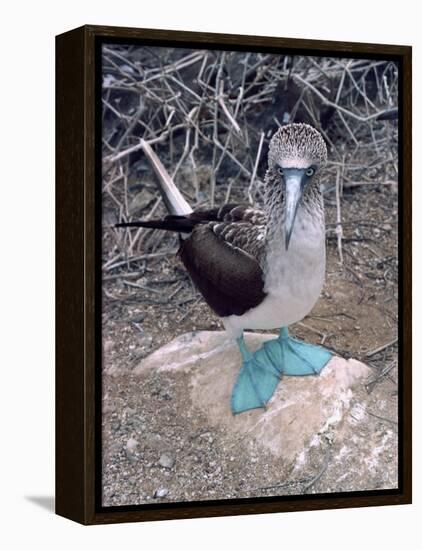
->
<box><xmin>126</xmin><ymin>437</ymin><xmax>138</xmax><ymax>452</ymax></box>
<box><xmin>136</xmin><ymin>331</ymin><xmax>371</xmax><ymax>462</ymax></box>
<box><xmin>153</xmin><ymin>488</ymin><xmax>168</xmax><ymax>498</ymax></box>
<box><xmin>135</xmin><ymin>331</ymin><xmax>397</xmax><ymax>490</ymax></box>
<box><xmin>158</xmin><ymin>453</ymin><xmax>175</xmax><ymax>469</ymax></box>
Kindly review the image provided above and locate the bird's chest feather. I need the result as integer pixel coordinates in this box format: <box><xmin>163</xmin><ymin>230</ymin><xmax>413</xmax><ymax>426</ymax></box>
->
<box><xmin>264</xmin><ymin>212</ymin><xmax>325</xmax><ymax>305</ymax></box>
<box><xmin>222</xmin><ymin>208</ymin><xmax>326</xmax><ymax>334</ymax></box>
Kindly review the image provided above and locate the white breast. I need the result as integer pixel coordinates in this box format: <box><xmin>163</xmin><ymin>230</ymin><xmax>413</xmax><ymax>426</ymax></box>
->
<box><xmin>223</xmin><ymin>208</ymin><xmax>325</xmax><ymax>338</ymax></box>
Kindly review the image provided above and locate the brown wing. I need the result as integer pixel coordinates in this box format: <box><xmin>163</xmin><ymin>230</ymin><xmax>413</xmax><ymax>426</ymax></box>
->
<box><xmin>179</xmin><ymin>221</ymin><xmax>267</xmax><ymax>318</ymax></box>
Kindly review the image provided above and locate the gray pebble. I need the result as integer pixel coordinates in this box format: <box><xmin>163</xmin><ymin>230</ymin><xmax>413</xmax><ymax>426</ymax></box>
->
<box><xmin>153</xmin><ymin>488</ymin><xmax>168</xmax><ymax>498</ymax></box>
<box><xmin>126</xmin><ymin>437</ymin><xmax>138</xmax><ymax>452</ymax></box>
<box><xmin>159</xmin><ymin>452</ymin><xmax>175</xmax><ymax>469</ymax></box>
<box><xmin>111</xmin><ymin>420</ymin><xmax>121</xmax><ymax>431</ymax></box>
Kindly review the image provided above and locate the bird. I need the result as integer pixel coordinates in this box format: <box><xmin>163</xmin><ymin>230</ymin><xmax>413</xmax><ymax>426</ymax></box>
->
<box><xmin>117</xmin><ymin>123</ymin><xmax>332</xmax><ymax>415</ymax></box>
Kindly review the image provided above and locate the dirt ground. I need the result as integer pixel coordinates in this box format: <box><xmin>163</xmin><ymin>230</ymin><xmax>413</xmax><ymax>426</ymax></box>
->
<box><xmin>101</xmin><ymin>180</ymin><xmax>398</xmax><ymax>506</ymax></box>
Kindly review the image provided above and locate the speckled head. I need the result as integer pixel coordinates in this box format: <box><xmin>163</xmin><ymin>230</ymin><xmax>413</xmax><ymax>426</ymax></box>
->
<box><xmin>268</xmin><ymin>123</ymin><xmax>327</xmax><ymax>169</ymax></box>
<box><xmin>265</xmin><ymin>123</ymin><xmax>327</xmax><ymax>249</ymax></box>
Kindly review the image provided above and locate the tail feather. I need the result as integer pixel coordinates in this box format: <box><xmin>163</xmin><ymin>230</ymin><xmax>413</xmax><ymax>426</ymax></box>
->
<box><xmin>141</xmin><ymin>140</ymin><xmax>192</xmax><ymax>216</ymax></box>
<box><xmin>116</xmin><ymin>215</ymin><xmax>198</xmax><ymax>233</ymax></box>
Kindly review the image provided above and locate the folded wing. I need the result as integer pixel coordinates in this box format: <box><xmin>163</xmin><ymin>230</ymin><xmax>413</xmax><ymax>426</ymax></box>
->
<box><xmin>117</xmin><ymin>203</ymin><xmax>268</xmax><ymax>318</ymax></box>
<box><xmin>180</xmin><ymin>210</ymin><xmax>267</xmax><ymax>317</ymax></box>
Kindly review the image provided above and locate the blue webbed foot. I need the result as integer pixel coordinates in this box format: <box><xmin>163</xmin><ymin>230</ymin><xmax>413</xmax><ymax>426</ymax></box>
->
<box><xmin>231</xmin><ymin>336</ymin><xmax>281</xmax><ymax>414</ymax></box>
<box><xmin>231</xmin><ymin>327</ymin><xmax>332</xmax><ymax>415</ymax></box>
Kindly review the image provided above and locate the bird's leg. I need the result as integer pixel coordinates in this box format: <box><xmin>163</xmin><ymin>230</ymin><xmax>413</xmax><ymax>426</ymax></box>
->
<box><xmin>236</xmin><ymin>334</ymin><xmax>253</xmax><ymax>362</ymax></box>
<box><xmin>231</xmin><ymin>328</ymin><xmax>332</xmax><ymax>415</ymax></box>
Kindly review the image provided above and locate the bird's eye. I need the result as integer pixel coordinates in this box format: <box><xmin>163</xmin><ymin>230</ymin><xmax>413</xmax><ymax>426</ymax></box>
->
<box><xmin>277</xmin><ymin>167</ymin><xmax>284</xmax><ymax>177</ymax></box>
<box><xmin>306</xmin><ymin>167</ymin><xmax>315</xmax><ymax>177</ymax></box>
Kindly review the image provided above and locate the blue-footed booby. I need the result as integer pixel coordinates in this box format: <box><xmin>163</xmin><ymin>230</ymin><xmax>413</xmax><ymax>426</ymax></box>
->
<box><xmin>117</xmin><ymin>123</ymin><xmax>332</xmax><ymax>414</ymax></box>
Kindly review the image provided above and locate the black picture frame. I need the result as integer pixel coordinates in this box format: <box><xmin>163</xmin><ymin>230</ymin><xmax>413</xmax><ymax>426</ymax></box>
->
<box><xmin>56</xmin><ymin>24</ymin><xmax>412</xmax><ymax>525</ymax></box>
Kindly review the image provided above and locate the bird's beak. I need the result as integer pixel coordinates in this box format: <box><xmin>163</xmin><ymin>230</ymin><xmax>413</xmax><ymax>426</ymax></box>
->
<box><xmin>284</xmin><ymin>169</ymin><xmax>307</xmax><ymax>250</ymax></box>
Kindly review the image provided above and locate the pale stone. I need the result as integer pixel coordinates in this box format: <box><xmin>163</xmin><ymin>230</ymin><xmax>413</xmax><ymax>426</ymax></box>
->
<box><xmin>135</xmin><ymin>331</ymin><xmax>371</xmax><ymax>462</ymax></box>
<box><xmin>153</xmin><ymin>488</ymin><xmax>169</xmax><ymax>498</ymax></box>
<box><xmin>158</xmin><ymin>453</ymin><xmax>175</xmax><ymax>469</ymax></box>
<box><xmin>135</xmin><ymin>331</ymin><xmax>398</xmax><ymax>491</ymax></box>
<box><xmin>126</xmin><ymin>437</ymin><xmax>138</xmax><ymax>452</ymax></box>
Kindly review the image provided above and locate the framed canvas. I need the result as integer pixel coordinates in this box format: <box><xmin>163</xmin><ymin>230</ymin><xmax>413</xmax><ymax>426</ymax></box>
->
<box><xmin>56</xmin><ymin>25</ymin><xmax>412</xmax><ymax>525</ymax></box>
